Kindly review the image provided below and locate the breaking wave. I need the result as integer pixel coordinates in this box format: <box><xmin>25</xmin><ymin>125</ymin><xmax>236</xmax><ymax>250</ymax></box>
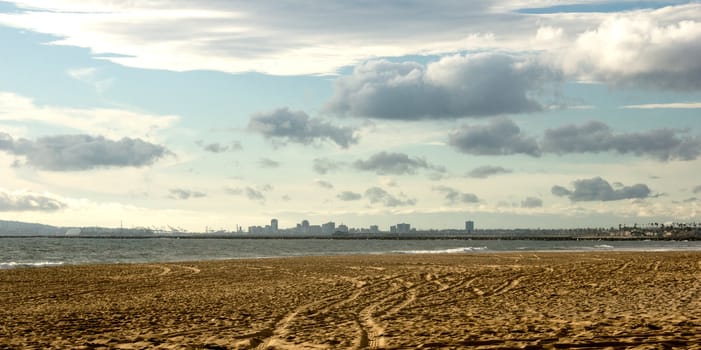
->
<box><xmin>0</xmin><ymin>261</ymin><xmax>64</xmax><ymax>269</ymax></box>
<box><xmin>392</xmin><ymin>247</ymin><xmax>488</xmax><ymax>254</ymax></box>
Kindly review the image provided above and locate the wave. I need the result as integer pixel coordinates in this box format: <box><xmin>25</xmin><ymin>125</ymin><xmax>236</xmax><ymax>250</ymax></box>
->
<box><xmin>0</xmin><ymin>261</ymin><xmax>64</xmax><ymax>269</ymax></box>
<box><xmin>392</xmin><ymin>247</ymin><xmax>488</xmax><ymax>254</ymax></box>
<box><xmin>593</xmin><ymin>244</ymin><xmax>615</xmax><ymax>249</ymax></box>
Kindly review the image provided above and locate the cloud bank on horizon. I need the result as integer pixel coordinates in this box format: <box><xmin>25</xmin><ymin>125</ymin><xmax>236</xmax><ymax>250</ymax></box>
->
<box><xmin>0</xmin><ymin>0</ymin><xmax>699</xmax><ymax>230</ymax></box>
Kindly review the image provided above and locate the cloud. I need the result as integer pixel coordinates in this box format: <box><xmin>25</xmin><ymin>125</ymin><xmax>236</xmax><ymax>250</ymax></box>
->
<box><xmin>258</xmin><ymin>158</ymin><xmax>280</xmax><ymax>168</ymax></box>
<box><xmin>542</xmin><ymin>121</ymin><xmax>701</xmax><ymax>161</ymax></box>
<box><xmin>0</xmin><ymin>92</ymin><xmax>178</xmax><ymax>139</ymax></box>
<box><xmin>197</xmin><ymin>140</ymin><xmax>242</xmax><ymax>153</ymax></box>
<box><xmin>0</xmin><ymin>190</ymin><xmax>67</xmax><ymax>212</ymax></box>
<box><xmin>364</xmin><ymin>187</ymin><xmax>416</xmax><ymax>207</ymax></box>
<box><xmin>248</xmin><ymin>107</ymin><xmax>358</xmax><ymax>148</ymax></box>
<box><xmin>226</xmin><ymin>187</ymin><xmax>265</xmax><ymax>201</ymax></box>
<box><xmin>0</xmin><ymin>132</ymin><xmax>171</xmax><ymax>171</ymax></box>
<box><xmin>312</xmin><ymin>157</ymin><xmax>345</xmax><ymax>175</ymax></box>
<box><xmin>315</xmin><ymin>180</ymin><xmax>334</xmax><ymax>189</ymax></box>
<box><xmin>561</xmin><ymin>8</ymin><xmax>701</xmax><ymax>90</ymax></box>
<box><xmin>3</xmin><ymin>1</ymin><xmax>701</xmax><ymax>90</ymax></box>
<box><xmin>448</xmin><ymin>119</ymin><xmax>701</xmax><ymax>161</ymax></box>
<box><xmin>67</xmin><ymin>66</ymin><xmax>114</xmax><ymax>93</ymax></box>
<box><xmin>521</xmin><ymin>196</ymin><xmax>543</xmax><ymax>208</ymax></box>
<box><xmin>448</xmin><ymin>117</ymin><xmax>541</xmax><ymax>156</ymax></box>
<box><xmin>337</xmin><ymin>191</ymin><xmax>362</xmax><ymax>201</ymax></box>
<box><xmin>203</xmin><ymin>143</ymin><xmax>228</xmax><ymax>153</ymax></box>
<box><xmin>326</xmin><ymin>53</ymin><xmax>554</xmax><ymax>120</ymax></box>
<box><xmin>466</xmin><ymin>165</ymin><xmax>513</xmax><ymax>178</ymax></box>
<box><xmin>552</xmin><ymin>177</ymin><xmax>652</xmax><ymax>202</ymax></box>
<box><xmin>0</xmin><ymin>1</ymin><xmax>536</xmax><ymax>76</ymax></box>
<box><xmin>621</xmin><ymin>102</ymin><xmax>701</xmax><ymax>109</ymax></box>
<box><xmin>432</xmin><ymin>186</ymin><xmax>480</xmax><ymax>204</ymax></box>
<box><xmin>168</xmin><ymin>189</ymin><xmax>206</xmax><ymax>200</ymax></box>
<box><xmin>353</xmin><ymin>151</ymin><xmax>443</xmax><ymax>175</ymax></box>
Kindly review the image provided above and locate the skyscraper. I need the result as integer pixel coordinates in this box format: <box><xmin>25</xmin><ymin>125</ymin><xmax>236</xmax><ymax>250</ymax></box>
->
<box><xmin>271</xmin><ymin>218</ymin><xmax>278</xmax><ymax>232</ymax></box>
<box><xmin>465</xmin><ymin>220</ymin><xmax>474</xmax><ymax>233</ymax></box>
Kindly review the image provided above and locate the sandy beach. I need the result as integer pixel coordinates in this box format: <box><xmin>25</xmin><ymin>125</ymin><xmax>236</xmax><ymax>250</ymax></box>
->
<box><xmin>1</xmin><ymin>252</ymin><xmax>700</xmax><ymax>349</ymax></box>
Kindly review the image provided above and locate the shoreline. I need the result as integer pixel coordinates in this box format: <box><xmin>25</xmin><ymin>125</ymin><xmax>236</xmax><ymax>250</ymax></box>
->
<box><xmin>2</xmin><ymin>251</ymin><xmax>700</xmax><ymax>349</ymax></box>
<box><xmin>2</xmin><ymin>234</ymin><xmax>699</xmax><ymax>240</ymax></box>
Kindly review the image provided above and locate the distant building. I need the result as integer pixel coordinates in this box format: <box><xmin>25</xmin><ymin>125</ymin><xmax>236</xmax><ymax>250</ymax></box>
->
<box><xmin>322</xmin><ymin>222</ymin><xmax>336</xmax><ymax>234</ymax></box>
<box><xmin>299</xmin><ymin>219</ymin><xmax>309</xmax><ymax>233</ymax></box>
<box><xmin>465</xmin><ymin>220</ymin><xmax>475</xmax><ymax>233</ymax></box>
<box><xmin>369</xmin><ymin>225</ymin><xmax>379</xmax><ymax>233</ymax></box>
<box><xmin>396</xmin><ymin>223</ymin><xmax>411</xmax><ymax>234</ymax></box>
<box><xmin>271</xmin><ymin>218</ymin><xmax>278</xmax><ymax>232</ymax></box>
<box><xmin>337</xmin><ymin>224</ymin><xmax>349</xmax><ymax>233</ymax></box>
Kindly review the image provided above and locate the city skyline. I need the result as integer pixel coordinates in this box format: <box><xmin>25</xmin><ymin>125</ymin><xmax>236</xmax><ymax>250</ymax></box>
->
<box><xmin>0</xmin><ymin>1</ymin><xmax>700</xmax><ymax>231</ymax></box>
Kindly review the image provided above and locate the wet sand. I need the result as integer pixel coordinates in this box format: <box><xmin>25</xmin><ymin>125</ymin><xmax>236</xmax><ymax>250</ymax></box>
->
<box><xmin>1</xmin><ymin>252</ymin><xmax>700</xmax><ymax>349</ymax></box>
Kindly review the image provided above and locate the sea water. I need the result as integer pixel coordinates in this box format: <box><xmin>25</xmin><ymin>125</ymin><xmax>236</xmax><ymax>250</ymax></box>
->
<box><xmin>1</xmin><ymin>237</ymin><xmax>700</xmax><ymax>269</ymax></box>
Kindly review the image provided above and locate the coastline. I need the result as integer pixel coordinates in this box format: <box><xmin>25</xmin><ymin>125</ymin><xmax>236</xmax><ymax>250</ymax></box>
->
<box><xmin>2</xmin><ymin>252</ymin><xmax>700</xmax><ymax>349</ymax></box>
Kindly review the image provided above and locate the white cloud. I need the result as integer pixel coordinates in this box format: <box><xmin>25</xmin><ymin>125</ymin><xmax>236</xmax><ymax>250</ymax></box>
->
<box><xmin>0</xmin><ymin>188</ymin><xmax>67</xmax><ymax>212</ymax></box>
<box><xmin>1</xmin><ymin>0</ymin><xmax>699</xmax><ymax>85</ymax></box>
<box><xmin>560</xmin><ymin>5</ymin><xmax>701</xmax><ymax>89</ymax></box>
<box><xmin>67</xmin><ymin>67</ymin><xmax>113</xmax><ymax>93</ymax></box>
<box><xmin>0</xmin><ymin>1</ymin><xmax>559</xmax><ymax>76</ymax></box>
<box><xmin>621</xmin><ymin>102</ymin><xmax>701</xmax><ymax>109</ymax></box>
<box><xmin>0</xmin><ymin>92</ymin><xmax>178</xmax><ymax>139</ymax></box>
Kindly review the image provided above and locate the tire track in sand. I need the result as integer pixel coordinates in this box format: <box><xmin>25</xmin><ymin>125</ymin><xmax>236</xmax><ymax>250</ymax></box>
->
<box><xmin>255</xmin><ymin>274</ymin><xmax>407</xmax><ymax>349</ymax></box>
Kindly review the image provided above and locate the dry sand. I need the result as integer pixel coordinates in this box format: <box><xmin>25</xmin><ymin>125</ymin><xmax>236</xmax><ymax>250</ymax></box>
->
<box><xmin>1</xmin><ymin>252</ymin><xmax>700</xmax><ymax>349</ymax></box>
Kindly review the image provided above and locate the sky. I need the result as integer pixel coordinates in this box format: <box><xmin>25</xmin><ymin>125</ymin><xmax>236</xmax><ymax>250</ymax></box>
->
<box><xmin>0</xmin><ymin>0</ymin><xmax>700</xmax><ymax>232</ymax></box>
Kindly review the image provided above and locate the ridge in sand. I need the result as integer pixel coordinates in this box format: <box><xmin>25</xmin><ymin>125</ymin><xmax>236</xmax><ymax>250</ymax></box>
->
<box><xmin>1</xmin><ymin>252</ymin><xmax>700</xmax><ymax>349</ymax></box>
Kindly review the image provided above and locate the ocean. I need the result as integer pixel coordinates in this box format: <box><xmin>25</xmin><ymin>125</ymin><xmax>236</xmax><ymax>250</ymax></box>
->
<box><xmin>2</xmin><ymin>237</ymin><xmax>701</xmax><ymax>269</ymax></box>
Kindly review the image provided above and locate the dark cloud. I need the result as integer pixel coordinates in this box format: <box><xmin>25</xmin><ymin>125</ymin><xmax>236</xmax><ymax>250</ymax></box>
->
<box><xmin>0</xmin><ymin>132</ymin><xmax>170</xmax><ymax>171</ymax></box>
<box><xmin>448</xmin><ymin>118</ymin><xmax>540</xmax><ymax>156</ymax></box>
<box><xmin>550</xmin><ymin>185</ymin><xmax>571</xmax><ymax>197</ymax></box>
<box><xmin>364</xmin><ymin>187</ymin><xmax>416</xmax><ymax>207</ymax></box>
<box><xmin>258</xmin><ymin>158</ymin><xmax>280</xmax><ymax>168</ymax></box>
<box><xmin>353</xmin><ymin>151</ymin><xmax>443</xmax><ymax>175</ymax></box>
<box><xmin>197</xmin><ymin>140</ymin><xmax>242</xmax><ymax>153</ymax></box>
<box><xmin>337</xmin><ymin>191</ymin><xmax>362</xmax><ymax>201</ymax></box>
<box><xmin>168</xmin><ymin>189</ymin><xmax>206</xmax><ymax>200</ymax></box>
<box><xmin>249</xmin><ymin>107</ymin><xmax>358</xmax><ymax>148</ymax></box>
<box><xmin>326</xmin><ymin>53</ymin><xmax>555</xmax><ymax>120</ymax></box>
<box><xmin>692</xmin><ymin>185</ymin><xmax>701</xmax><ymax>194</ymax></box>
<box><xmin>552</xmin><ymin>177</ymin><xmax>651</xmax><ymax>202</ymax></box>
<box><xmin>542</xmin><ymin>121</ymin><xmax>701</xmax><ymax>161</ymax></box>
<box><xmin>432</xmin><ymin>186</ymin><xmax>480</xmax><ymax>204</ymax></box>
<box><xmin>521</xmin><ymin>197</ymin><xmax>543</xmax><ymax>208</ymax></box>
<box><xmin>315</xmin><ymin>180</ymin><xmax>334</xmax><ymax>189</ymax></box>
<box><xmin>226</xmin><ymin>187</ymin><xmax>265</xmax><ymax>201</ymax></box>
<box><xmin>0</xmin><ymin>191</ymin><xmax>67</xmax><ymax>212</ymax></box>
<box><xmin>447</xmin><ymin>119</ymin><xmax>701</xmax><ymax>161</ymax></box>
<box><xmin>312</xmin><ymin>157</ymin><xmax>345</xmax><ymax>174</ymax></box>
<box><xmin>466</xmin><ymin>165</ymin><xmax>513</xmax><ymax>178</ymax></box>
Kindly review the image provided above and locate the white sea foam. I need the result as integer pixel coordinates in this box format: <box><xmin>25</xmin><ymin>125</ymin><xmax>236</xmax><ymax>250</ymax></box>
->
<box><xmin>0</xmin><ymin>261</ymin><xmax>64</xmax><ymax>269</ymax></box>
<box><xmin>593</xmin><ymin>244</ymin><xmax>614</xmax><ymax>249</ymax></box>
<box><xmin>392</xmin><ymin>247</ymin><xmax>488</xmax><ymax>254</ymax></box>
